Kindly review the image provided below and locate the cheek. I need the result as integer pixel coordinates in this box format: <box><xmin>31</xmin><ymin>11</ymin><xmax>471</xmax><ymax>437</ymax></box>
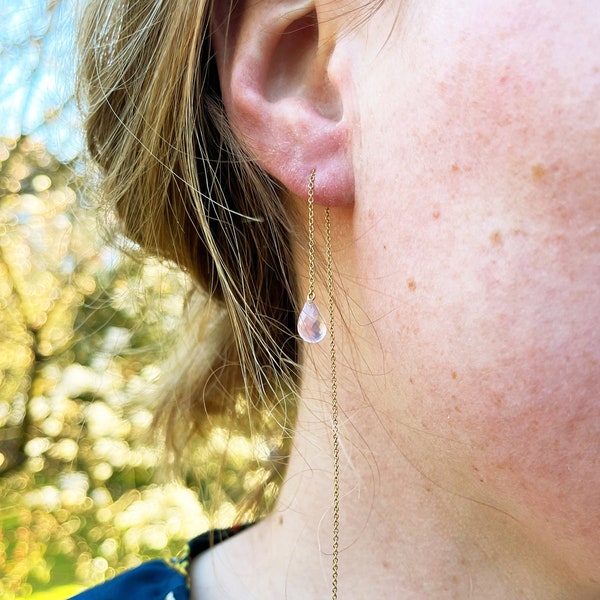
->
<box><xmin>367</xmin><ymin>185</ymin><xmax>600</xmax><ymax>578</ymax></box>
<box><xmin>397</xmin><ymin>1</ymin><xmax>600</xmax><ymax>487</ymax></box>
<box><xmin>354</xmin><ymin>0</ymin><xmax>600</xmax><ymax>573</ymax></box>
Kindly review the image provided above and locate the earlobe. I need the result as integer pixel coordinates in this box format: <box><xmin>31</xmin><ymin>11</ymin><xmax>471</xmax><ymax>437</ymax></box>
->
<box><xmin>211</xmin><ymin>0</ymin><xmax>354</xmax><ymax>206</ymax></box>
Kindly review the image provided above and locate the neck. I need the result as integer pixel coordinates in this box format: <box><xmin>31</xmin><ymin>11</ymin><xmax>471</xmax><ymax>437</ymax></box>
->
<box><xmin>191</xmin><ymin>342</ymin><xmax>596</xmax><ymax>600</ymax></box>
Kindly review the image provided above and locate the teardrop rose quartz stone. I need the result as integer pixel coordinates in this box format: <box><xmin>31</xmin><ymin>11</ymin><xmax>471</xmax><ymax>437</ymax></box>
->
<box><xmin>297</xmin><ymin>300</ymin><xmax>327</xmax><ymax>343</ymax></box>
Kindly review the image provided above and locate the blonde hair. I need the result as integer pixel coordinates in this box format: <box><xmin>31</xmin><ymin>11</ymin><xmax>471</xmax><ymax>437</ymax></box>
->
<box><xmin>78</xmin><ymin>0</ymin><xmax>300</xmax><ymax>518</ymax></box>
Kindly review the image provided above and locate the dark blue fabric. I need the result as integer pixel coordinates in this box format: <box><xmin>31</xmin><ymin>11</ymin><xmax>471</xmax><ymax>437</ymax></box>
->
<box><xmin>69</xmin><ymin>560</ymin><xmax>188</xmax><ymax>600</ymax></box>
<box><xmin>69</xmin><ymin>526</ymin><xmax>252</xmax><ymax>599</ymax></box>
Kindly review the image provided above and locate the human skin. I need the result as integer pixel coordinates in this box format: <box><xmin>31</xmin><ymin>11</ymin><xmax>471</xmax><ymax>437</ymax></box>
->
<box><xmin>349</xmin><ymin>0</ymin><xmax>600</xmax><ymax>581</ymax></box>
<box><xmin>194</xmin><ymin>1</ymin><xmax>600</xmax><ymax>597</ymax></box>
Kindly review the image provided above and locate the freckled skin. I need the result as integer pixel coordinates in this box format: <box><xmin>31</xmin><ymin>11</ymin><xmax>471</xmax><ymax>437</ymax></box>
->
<box><xmin>489</xmin><ymin>231</ymin><xmax>502</xmax><ymax>246</ymax></box>
<box><xmin>531</xmin><ymin>163</ymin><xmax>547</xmax><ymax>181</ymax></box>
<box><xmin>342</xmin><ymin>0</ymin><xmax>600</xmax><ymax>585</ymax></box>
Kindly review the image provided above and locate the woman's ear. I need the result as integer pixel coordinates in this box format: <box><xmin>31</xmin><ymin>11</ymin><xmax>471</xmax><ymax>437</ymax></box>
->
<box><xmin>211</xmin><ymin>0</ymin><xmax>354</xmax><ymax>205</ymax></box>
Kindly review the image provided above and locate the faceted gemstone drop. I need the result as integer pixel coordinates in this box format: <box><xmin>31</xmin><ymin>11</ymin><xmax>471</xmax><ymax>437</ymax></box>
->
<box><xmin>297</xmin><ymin>299</ymin><xmax>327</xmax><ymax>343</ymax></box>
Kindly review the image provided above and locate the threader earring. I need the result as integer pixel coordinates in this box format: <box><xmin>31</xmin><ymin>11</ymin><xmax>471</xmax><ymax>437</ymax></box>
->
<box><xmin>297</xmin><ymin>169</ymin><xmax>341</xmax><ymax>600</ymax></box>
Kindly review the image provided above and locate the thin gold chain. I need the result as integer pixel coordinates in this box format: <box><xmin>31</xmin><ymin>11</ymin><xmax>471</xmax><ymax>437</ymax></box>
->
<box><xmin>305</xmin><ymin>169</ymin><xmax>340</xmax><ymax>599</ymax></box>
<box><xmin>325</xmin><ymin>205</ymin><xmax>340</xmax><ymax>600</ymax></box>
<box><xmin>307</xmin><ymin>170</ymin><xmax>316</xmax><ymax>303</ymax></box>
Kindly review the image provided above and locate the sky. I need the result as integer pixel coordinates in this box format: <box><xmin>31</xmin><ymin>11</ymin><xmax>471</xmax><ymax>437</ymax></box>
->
<box><xmin>0</xmin><ymin>0</ymin><xmax>82</xmax><ymax>161</ymax></box>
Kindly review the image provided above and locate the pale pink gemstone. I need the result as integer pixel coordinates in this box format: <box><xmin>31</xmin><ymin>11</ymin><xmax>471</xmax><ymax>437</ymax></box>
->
<box><xmin>297</xmin><ymin>300</ymin><xmax>327</xmax><ymax>343</ymax></box>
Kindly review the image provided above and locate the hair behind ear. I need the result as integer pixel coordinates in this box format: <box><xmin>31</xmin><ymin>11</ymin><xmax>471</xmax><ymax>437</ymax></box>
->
<box><xmin>78</xmin><ymin>0</ymin><xmax>300</xmax><ymax>521</ymax></box>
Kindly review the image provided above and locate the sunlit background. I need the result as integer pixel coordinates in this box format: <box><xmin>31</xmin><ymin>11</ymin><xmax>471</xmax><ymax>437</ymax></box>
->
<box><xmin>0</xmin><ymin>2</ymin><xmax>276</xmax><ymax>598</ymax></box>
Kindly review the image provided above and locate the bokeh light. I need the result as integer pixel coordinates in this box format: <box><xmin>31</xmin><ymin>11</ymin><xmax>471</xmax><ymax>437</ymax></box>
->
<box><xmin>1</xmin><ymin>3</ymin><xmax>287</xmax><ymax>598</ymax></box>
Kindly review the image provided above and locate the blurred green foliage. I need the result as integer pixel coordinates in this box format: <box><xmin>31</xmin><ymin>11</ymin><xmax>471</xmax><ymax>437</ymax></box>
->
<box><xmin>0</xmin><ymin>137</ymin><xmax>283</xmax><ymax>599</ymax></box>
<box><xmin>1</xmin><ymin>4</ymin><xmax>286</xmax><ymax>597</ymax></box>
<box><xmin>0</xmin><ymin>136</ymin><xmax>208</xmax><ymax>598</ymax></box>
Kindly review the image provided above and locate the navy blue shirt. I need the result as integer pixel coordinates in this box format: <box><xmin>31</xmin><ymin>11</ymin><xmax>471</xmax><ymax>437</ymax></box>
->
<box><xmin>71</xmin><ymin>527</ymin><xmax>250</xmax><ymax>600</ymax></box>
